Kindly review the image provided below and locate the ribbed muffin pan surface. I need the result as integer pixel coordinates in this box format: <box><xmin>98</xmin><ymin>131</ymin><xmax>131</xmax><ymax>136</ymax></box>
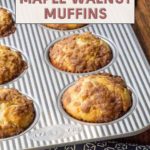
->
<box><xmin>0</xmin><ymin>1</ymin><xmax>150</xmax><ymax>150</ymax></box>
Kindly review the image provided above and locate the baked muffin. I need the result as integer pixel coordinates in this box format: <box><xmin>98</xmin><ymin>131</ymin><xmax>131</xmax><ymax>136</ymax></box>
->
<box><xmin>0</xmin><ymin>88</ymin><xmax>35</xmax><ymax>138</ymax></box>
<box><xmin>0</xmin><ymin>45</ymin><xmax>27</xmax><ymax>84</ymax></box>
<box><xmin>62</xmin><ymin>74</ymin><xmax>132</xmax><ymax>123</ymax></box>
<box><xmin>0</xmin><ymin>8</ymin><xmax>16</xmax><ymax>38</ymax></box>
<box><xmin>49</xmin><ymin>32</ymin><xmax>112</xmax><ymax>73</ymax></box>
<box><xmin>44</xmin><ymin>24</ymin><xmax>86</xmax><ymax>30</ymax></box>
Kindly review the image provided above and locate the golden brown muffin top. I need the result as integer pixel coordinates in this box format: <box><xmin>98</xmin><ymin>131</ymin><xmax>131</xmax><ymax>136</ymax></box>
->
<box><xmin>0</xmin><ymin>45</ymin><xmax>27</xmax><ymax>84</ymax></box>
<box><xmin>0</xmin><ymin>8</ymin><xmax>16</xmax><ymax>37</ymax></box>
<box><xmin>0</xmin><ymin>88</ymin><xmax>35</xmax><ymax>138</ymax></box>
<box><xmin>62</xmin><ymin>74</ymin><xmax>132</xmax><ymax>123</ymax></box>
<box><xmin>50</xmin><ymin>32</ymin><xmax>112</xmax><ymax>73</ymax></box>
<box><xmin>44</xmin><ymin>24</ymin><xmax>86</xmax><ymax>30</ymax></box>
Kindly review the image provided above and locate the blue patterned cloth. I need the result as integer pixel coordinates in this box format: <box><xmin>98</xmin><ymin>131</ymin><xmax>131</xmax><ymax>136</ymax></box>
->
<box><xmin>49</xmin><ymin>141</ymin><xmax>150</xmax><ymax>150</ymax></box>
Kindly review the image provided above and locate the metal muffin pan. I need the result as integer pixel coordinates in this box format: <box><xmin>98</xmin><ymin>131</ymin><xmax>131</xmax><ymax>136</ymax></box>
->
<box><xmin>44</xmin><ymin>33</ymin><xmax>118</xmax><ymax>75</ymax></box>
<box><xmin>0</xmin><ymin>0</ymin><xmax>150</xmax><ymax>149</ymax></box>
<box><xmin>0</xmin><ymin>45</ymin><xmax>29</xmax><ymax>87</ymax></box>
<box><xmin>58</xmin><ymin>82</ymin><xmax>138</xmax><ymax>126</ymax></box>
<box><xmin>0</xmin><ymin>90</ymin><xmax>40</xmax><ymax>141</ymax></box>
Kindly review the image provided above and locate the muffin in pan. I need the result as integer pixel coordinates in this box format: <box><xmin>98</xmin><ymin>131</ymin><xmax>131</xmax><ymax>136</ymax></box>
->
<box><xmin>0</xmin><ymin>88</ymin><xmax>35</xmax><ymax>138</ymax></box>
<box><xmin>62</xmin><ymin>74</ymin><xmax>132</xmax><ymax>123</ymax></box>
<box><xmin>49</xmin><ymin>32</ymin><xmax>112</xmax><ymax>73</ymax></box>
<box><xmin>43</xmin><ymin>24</ymin><xmax>87</xmax><ymax>30</ymax></box>
<box><xmin>0</xmin><ymin>45</ymin><xmax>27</xmax><ymax>85</ymax></box>
<box><xmin>0</xmin><ymin>7</ymin><xmax>16</xmax><ymax>38</ymax></box>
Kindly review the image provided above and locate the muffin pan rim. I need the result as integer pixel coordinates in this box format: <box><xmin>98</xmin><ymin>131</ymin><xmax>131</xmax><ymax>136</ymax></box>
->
<box><xmin>44</xmin><ymin>32</ymin><xmax>118</xmax><ymax>75</ymax></box>
<box><xmin>58</xmin><ymin>81</ymin><xmax>138</xmax><ymax>126</ymax></box>
<box><xmin>41</xmin><ymin>24</ymin><xmax>90</xmax><ymax>32</ymax></box>
<box><xmin>0</xmin><ymin>90</ymin><xmax>40</xmax><ymax>141</ymax></box>
<box><xmin>0</xmin><ymin>44</ymin><xmax>29</xmax><ymax>86</ymax></box>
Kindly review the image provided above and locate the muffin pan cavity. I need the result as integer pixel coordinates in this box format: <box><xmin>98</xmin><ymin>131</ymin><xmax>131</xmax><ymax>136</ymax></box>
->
<box><xmin>58</xmin><ymin>79</ymin><xmax>138</xmax><ymax>126</ymax></box>
<box><xmin>0</xmin><ymin>45</ymin><xmax>29</xmax><ymax>86</ymax></box>
<box><xmin>44</xmin><ymin>32</ymin><xmax>118</xmax><ymax>75</ymax></box>
<box><xmin>0</xmin><ymin>89</ymin><xmax>40</xmax><ymax>141</ymax></box>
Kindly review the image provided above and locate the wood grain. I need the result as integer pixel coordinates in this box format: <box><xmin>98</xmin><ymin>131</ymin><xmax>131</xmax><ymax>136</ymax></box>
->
<box><xmin>117</xmin><ymin>0</ymin><xmax>150</xmax><ymax>145</ymax></box>
<box><xmin>133</xmin><ymin>0</ymin><xmax>150</xmax><ymax>62</ymax></box>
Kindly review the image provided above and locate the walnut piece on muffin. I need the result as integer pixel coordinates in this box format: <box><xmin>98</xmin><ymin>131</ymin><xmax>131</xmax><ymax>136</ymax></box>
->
<box><xmin>0</xmin><ymin>88</ymin><xmax>35</xmax><ymax>138</ymax></box>
<box><xmin>49</xmin><ymin>32</ymin><xmax>112</xmax><ymax>73</ymax></box>
<box><xmin>62</xmin><ymin>74</ymin><xmax>132</xmax><ymax>123</ymax></box>
<box><xmin>43</xmin><ymin>24</ymin><xmax>87</xmax><ymax>30</ymax></box>
<box><xmin>0</xmin><ymin>8</ymin><xmax>16</xmax><ymax>38</ymax></box>
<box><xmin>0</xmin><ymin>45</ymin><xmax>27</xmax><ymax>84</ymax></box>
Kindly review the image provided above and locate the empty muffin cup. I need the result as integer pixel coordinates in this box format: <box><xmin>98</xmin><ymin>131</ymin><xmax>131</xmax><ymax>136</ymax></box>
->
<box><xmin>58</xmin><ymin>74</ymin><xmax>138</xmax><ymax>125</ymax></box>
<box><xmin>44</xmin><ymin>32</ymin><xmax>118</xmax><ymax>75</ymax></box>
<box><xmin>0</xmin><ymin>45</ymin><xmax>29</xmax><ymax>86</ymax></box>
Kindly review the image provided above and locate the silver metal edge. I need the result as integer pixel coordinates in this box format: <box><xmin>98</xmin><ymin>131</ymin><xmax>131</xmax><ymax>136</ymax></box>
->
<box><xmin>0</xmin><ymin>44</ymin><xmax>29</xmax><ymax>87</ymax></box>
<box><xmin>58</xmin><ymin>81</ymin><xmax>138</xmax><ymax>126</ymax></box>
<box><xmin>25</xmin><ymin>124</ymin><xmax>150</xmax><ymax>150</ymax></box>
<box><xmin>0</xmin><ymin>90</ymin><xmax>40</xmax><ymax>141</ymax></box>
<box><xmin>44</xmin><ymin>32</ymin><xmax>119</xmax><ymax>76</ymax></box>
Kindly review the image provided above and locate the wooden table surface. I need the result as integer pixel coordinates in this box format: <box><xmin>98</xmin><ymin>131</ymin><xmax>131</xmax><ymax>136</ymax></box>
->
<box><xmin>133</xmin><ymin>0</ymin><xmax>150</xmax><ymax>63</ymax></box>
<box><xmin>117</xmin><ymin>0</ymin><xmax>150</xmax><ymax>145</ymax></box>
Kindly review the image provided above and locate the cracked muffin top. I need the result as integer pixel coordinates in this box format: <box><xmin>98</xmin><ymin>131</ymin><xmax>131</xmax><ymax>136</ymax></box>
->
<box><xmin>43</xmin><ymin>24</ymin><xmax>87</xmax><ymax>30</ymax></box>
<box><xmin>0</xmin><ymin>8</ymin><xmax>16</xmax><ymax>38</ymax></box>
<box><xmin>0</xmin><ymin>45</ymin><xmax>27</xmax><ymax>84</ymax></box>
<box><xmin>49</xmin><ymin>32</ymin><xmax>112</xmax><ymax>73</ymax></box>
<box><xmin>62</xmin><ymin>74</ymin><xmax>132</xmax><ymax>123</ymax></box>
<box><xmin>0</xmin><ymin>88</ymin><xmax>35</xmax><ymax>138</ymax></box>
